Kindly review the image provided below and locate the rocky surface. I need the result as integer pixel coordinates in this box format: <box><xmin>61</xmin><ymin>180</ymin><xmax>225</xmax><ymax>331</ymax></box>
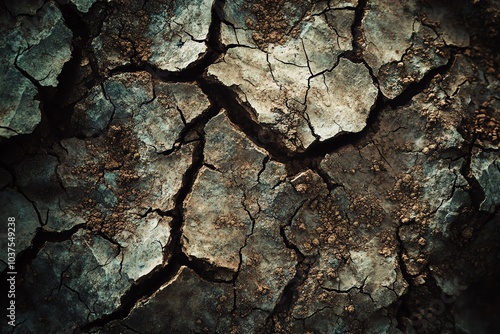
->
<box><xmin>0</xmin><ymin>0</ymin><xmax>499</xmax><ymax>333</ymax></box>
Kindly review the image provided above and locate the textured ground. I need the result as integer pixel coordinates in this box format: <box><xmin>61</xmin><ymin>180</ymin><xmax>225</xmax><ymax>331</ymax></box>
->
<box><xmin>0</xmin><ymin>0</ymin><xmax>499</xmax><ymax>333</ymax></box>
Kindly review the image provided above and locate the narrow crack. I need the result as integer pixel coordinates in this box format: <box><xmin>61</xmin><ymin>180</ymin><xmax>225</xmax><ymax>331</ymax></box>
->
<box><xmin>231</xmin><ymin>193</ymin><xmax>258</xmax><ymax>312</ymax></box>
<box><xmin>459</xmin><ymin>136</ymin><xmax>486</xmax><ymax>209</ymax></box>
<box><xmin>309</xmin><ymin>160</ymin><xmax>343</xmax><ymax>192</ymax></box>
<box><xmin>395</xmin><ymin>220</ymin><xmax>416</xmax><ymax>331</ymax></box>
<box><xmin>157</xmin><ymin>103</ymin><xmax>220</xmax><ymax>156</ymax></box>
<box><xmin>265</xmin><ymin>200</ymin><xmax>316</xmax><ymax>332</ymax></box>
<box><xmin>347</xmin><ymin>0</ymin><xmax>368</xmax><ymax>61</ymax></box>
<box><xmin>0</xmin><ymin>223</ymin><xmax>86</xmax><ymax>285</ymax></box>
<box><xmin>257</xmin><ymin>156</ymin><xmax>270</xmax><ymax>184</ymax></box>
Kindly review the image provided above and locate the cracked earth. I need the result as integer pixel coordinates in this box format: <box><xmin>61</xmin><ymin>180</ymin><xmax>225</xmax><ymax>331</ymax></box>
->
<box><xmin>0</xmin><ymin>0</ymin><xmax>499</xmax><ymax>333</ymax></box>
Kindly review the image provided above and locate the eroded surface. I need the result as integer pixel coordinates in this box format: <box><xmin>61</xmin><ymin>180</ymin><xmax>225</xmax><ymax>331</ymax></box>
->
<box><xmin>0</xmin><ymin>0</ymin><xmax>499</xmax><ymax>333</ymax></box>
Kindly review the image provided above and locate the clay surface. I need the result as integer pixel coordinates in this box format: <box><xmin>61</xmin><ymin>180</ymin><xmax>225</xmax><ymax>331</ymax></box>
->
<box><xmin>0</xmin><ymin>0</ymin><xmax>499</xmax><ymax>333</ymax></box>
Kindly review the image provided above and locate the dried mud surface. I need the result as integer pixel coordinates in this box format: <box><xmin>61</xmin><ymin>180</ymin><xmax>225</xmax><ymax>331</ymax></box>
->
<box><xmin>0</xmin><ymin>0</ymin><xmax>499</xmax><ymax>333</ymax></box>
